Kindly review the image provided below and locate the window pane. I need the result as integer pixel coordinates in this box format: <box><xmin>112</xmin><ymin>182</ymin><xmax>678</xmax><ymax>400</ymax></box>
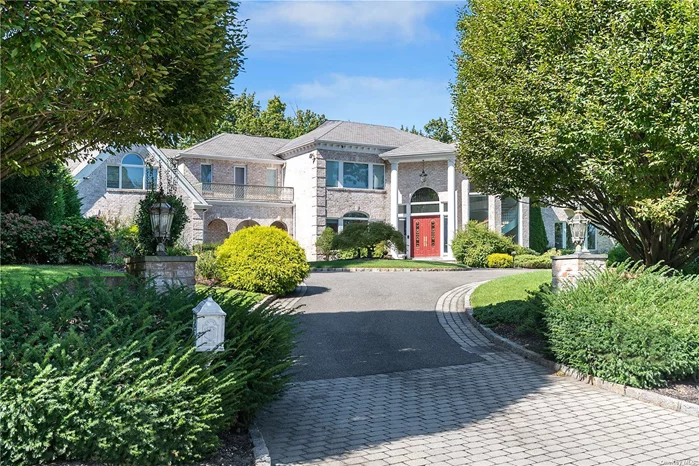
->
<box><xmin>146</xmin><ymin>167</ymin><xmax>158</xmax><ymax>190</ymax></box>
<box><xmin>326</xmin><ymin>161</ymin><xmax>339</xmax><ymax>187</ymax></box>
<box><xmin>343</xmin><ymin>211</ymin><xmax>369</xmax><ymax>219</ymax></box>
<box><xmin>121</xmin><ymin>166</ymin><xmax>144</xmax><ymax>189</ymax></box>
<box><xmin>234</xmin><ymin>166</ymin><xmax>246</xmax><ymax>185</ymax></box>
<box><xmin>122</xmin><ymin>154</ymin><xmax>144</xmax><ymax>165</ymax></box>
<box><xmin>411</xmin><ymin>188</ymin><xmax>439</xmax><ymax>203</ymax></box>
<box><xmin>555</xmin><ymin>223</ymin><xmax>564</xmax><ymax>249</ymax></box>
<box><xmin>443</xmin><ymin>216</ymin><xmax>448</xmax><ymax>253</ymax></box>
<box><xmin>107</xmin><ymin>166</ymin><xmax>119</xmax><ymax>188</ymax></box>
<box><xmin>373</xmin><ymin>164</ymin><xmax>385</xmax><ymax>189</ymax></box>
<box><xmin>469</xmin><ymin>194</ymin><xmax>488</xmax><ymax>223</ymax></box>
<box><xmin>201</xmin><ymin>164</ymin><xmax>212</xmax><ymax>183</ymax></box>
<box><xmin>587</xmin><ymin>224</ymin><xmax>597</xmax><ymax>250</ymax></box>
<box><xmin>412</xmin><ymin>204</ymin><xmax>440</xmax><ymax>213</ymax></box>
<box><xmin>266</xmin><ymin>168</ymin><xmax>277</xmax><ymax>186</ymax></box>
<box><xmin>566</xmin><ymin>224</ymin><xmax>574</xmax><ymax>250</ymax></box>
<box><xmin>343</xmin><ymin>162</ymin><xmax>369</xmax><ymax>189</ymax></box>
<box><xmin>326</xmin><ymin>218</ymin><xmax>339</xmax><ymax>233</ymax></box>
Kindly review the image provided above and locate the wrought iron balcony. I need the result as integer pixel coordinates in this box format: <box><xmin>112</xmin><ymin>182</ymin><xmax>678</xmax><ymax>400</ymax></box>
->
<box><xmin>195</xmin><ymin>183</ymin><xmax>294</xmax><ymax>202</ymax></box>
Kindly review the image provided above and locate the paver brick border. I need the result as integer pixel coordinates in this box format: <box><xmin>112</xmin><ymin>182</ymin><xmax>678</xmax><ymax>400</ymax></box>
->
<box><xmin>312</xmin><ymin>267</ymin><xmax>471</xmax><ymax>273</ymax></box>
<box><xmin>460</xmin><ymin>283</ymin><xmax>699</xmax><ymax>418</ymax></box>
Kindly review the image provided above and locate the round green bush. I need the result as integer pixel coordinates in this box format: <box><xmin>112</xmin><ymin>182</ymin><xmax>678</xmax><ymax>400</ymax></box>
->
<box><xmin>216</xmin><ymin>226</ymin><xmax>310</xmax><ymax>295</ymax></box>
<box><xmin>486</xmin><ymin>253</ymin><xmax>513</xmax><ymax>268</ymax></box>
<box><xmin>606</xmin><ymin>243</ymin><xmax>630</xmax><ymax>266</ymax></box>
<box><xmin>514</xmin><ymin>254</ymin><xmax>552</xmax><ymax>269</ymax></box>
<box><xmin>452</xmin><ymin>221</ymin><xmax>514</xmax><ymax>267</ymax></box>
<box><xmin>55</xmin><ymin>216</ymin><xmax>112</xmax><ymax>264</ymax></box>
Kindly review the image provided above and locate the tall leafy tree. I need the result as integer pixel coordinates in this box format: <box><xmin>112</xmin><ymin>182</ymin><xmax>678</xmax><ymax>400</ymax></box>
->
<box><xmin>1</xmin><ymin>1</ymin><xmax>246</xmax><ymax>180</ymax></box>
<box><xmin>423</xmin><ymin>117</ymin><xmax>453</xmax><ymax>144</ymax></box>
<box><xmin>453</xmin><ymin>0</ymin><xmax>699</xmax><ymax>268</ymax></box>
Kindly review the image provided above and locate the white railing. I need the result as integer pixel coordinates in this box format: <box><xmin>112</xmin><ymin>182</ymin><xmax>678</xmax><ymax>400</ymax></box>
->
<box><xmin>194</xmin><ymin>183</ymin><xmax>294</xmax><ymax>202</ymax></box>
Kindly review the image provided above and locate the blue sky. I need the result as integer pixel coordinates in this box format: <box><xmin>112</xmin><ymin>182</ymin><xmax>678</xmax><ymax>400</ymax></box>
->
<box><xmin>234</xmin><ymin>1</ymin><xmax>466</xmax><ymax>130</ymax></box>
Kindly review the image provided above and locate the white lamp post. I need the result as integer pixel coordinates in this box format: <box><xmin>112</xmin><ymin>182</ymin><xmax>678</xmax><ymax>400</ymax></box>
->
<box><xmin>569</xmin><ymin>209</ymin><xmax>590</xmax><ymax>254</ymax></box>
<box><xmin>149</xmin><ymin>194</ymin><xmax>174</xmax><ymax>256</ymax></box>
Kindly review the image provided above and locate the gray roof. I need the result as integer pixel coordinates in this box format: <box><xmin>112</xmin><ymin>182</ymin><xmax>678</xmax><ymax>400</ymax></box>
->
<box><xmin>180</xmin><ymin>133</ymin><xmax>289</xmax><ymax>161</ymax></box>
<box><xmin>159</xmin><ymin>148</ymin><xmax>181</xmax><ymax>159</ymax></box>
<box><xmin>274</xmin><ymin>120</ymin><xmax>424</xmax><ymax>155</ymax></box>
<box><xmin>379</xmin><ymin>138</ymin><xmax>456</xmax><ymax>158</ymax></box>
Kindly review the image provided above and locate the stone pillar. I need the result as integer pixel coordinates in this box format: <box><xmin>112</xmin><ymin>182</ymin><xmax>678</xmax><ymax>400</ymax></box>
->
<box><xmin>390</xmin><ymin>162</ymin><xmax>399</xmax><ymax>229</ymax></box>
<box><xmin>488</xmin><ymin>196</ymin><xmax>502</xmax><ymax>232</ymax></box>
<box><xmin>310</xmin><ymin>153</ymin><xmax>327</xmax><ymax>260</ymax></box>
<box><xmin>447</xmin><ymin>159</ymin><xmax>456</xmax><ymax>258</ymax></box>
<box><xmin>125</xmin><ymin>256</ymin><xmax>197</xmax><ymax>293</ymax></box>
<box><xmin>461</xmin><ymin>178</ymin><xmax>470</xmax><ymax>228</ymax></box>
<box><xmin>552</xmin><ymin>254</ymin><xmax>607</xmax><ymax>290</ymax></box>
<box><xmin>518</xmin><ymin>198</ymin><xmax>530</xmax><ymax>248</ymax></box>
<box><xmin>191</xmin><ymin>207</ymin><xmax>206</xmax><ymax>246</ymax></box>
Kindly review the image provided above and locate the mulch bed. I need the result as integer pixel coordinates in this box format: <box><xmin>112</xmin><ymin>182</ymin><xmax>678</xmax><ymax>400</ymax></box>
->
<box><xmin>486</xmin><ymin>324</ymin><xmax>699</xmax><ymax>406</ymax></box>
<box><xmin>49</xmin><ymin>428</ymin><xmax>254</xmax><ymax>466</ymax></box>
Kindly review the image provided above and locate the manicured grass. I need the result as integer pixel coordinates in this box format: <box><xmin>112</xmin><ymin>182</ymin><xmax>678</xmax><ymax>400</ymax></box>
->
<box><xmin>310</xmin><ymin>258</ymin><xmax>469</xmax><ymax>269</ymax></box>
<box><xmin>0</xmin><ymin>264</ymin><xmax>124</xmax><ymax>290</ymax></box>
<box><xmin>195</xmin><ymin>284</ymin><xmax>264</xmax><ymax>303</ymax></box>
<box><xmin>470</xmin><ymin>270</ymin><xmax>550</xmax><ymax>308</ymax></box>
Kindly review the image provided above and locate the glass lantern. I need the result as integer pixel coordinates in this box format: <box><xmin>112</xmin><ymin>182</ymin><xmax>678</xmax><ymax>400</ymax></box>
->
<box><xmin>569</xmin><ymin>209</ymin><xmax>589</xmax><ymax>254</ymax></box>
<box><xmin>149</xmin><ymin>197</ymin><xmax>174</xmax><ymax>256</ymax></box>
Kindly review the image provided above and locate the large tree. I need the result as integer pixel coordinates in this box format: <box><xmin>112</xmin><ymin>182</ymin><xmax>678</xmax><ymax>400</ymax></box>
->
<box><xmin>453</xmin><ymin>0</ymin><xmax>699</xmax><ymax>268</ymax></box>
<box><xmin>173</xmin><ymin>92</ymin><xmax>326</xmax><ymax>147</ymax></box>
<box><xmin>1</xmin><ymin>1</ymin><xmax>246</xmax><ymax>180</ymax></box>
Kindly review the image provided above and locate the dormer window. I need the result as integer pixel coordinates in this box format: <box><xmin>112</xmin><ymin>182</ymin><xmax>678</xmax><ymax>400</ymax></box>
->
<box><xmin>107</xmin><ymin>154</ymin><xmax>158</xmax><ymax>190</ymax></box>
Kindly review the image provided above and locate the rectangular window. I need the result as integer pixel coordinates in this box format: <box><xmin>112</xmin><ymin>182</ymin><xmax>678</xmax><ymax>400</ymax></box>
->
<box><xmin>121</xmin><ymin>166</ymin><xmax>144</xmax><ymax>189</ymax></box>
<box><xmin>326</xmin><ymin>161</ymin><xmax>339</xmax><ymax>187</ymax></box>
<box><xmin>233</xmin><ymin>166</ymin><xmax>246</xmax><ymax>198</ymax></box>
<box><xmin>107</xmin><ymin>166</ymin><xmax>119</xmax><ymax>188</ymax></box>
<box><xmin>443</xmin><ymin>216</ymin><xmax>448</xmax><ymax>253</ymax></box>
<box><xmin>469</xmin><ymin>194</ymin><xmax>489</xmax><ymax>223</ymax></box>
<box><xmin>266</xmin><ymin>168</ymin><xmax>277</xmax><ymax>186</ymax></box>
<box><xmin>201</xmin><ymin>164</ymin><xmax>212</xmax><ymax>183</ymax></box>
<box><xmin>343</xmin><ymin>162</ymin><xmax>369</xmax><ymax>189</ymax></box>
<box><xmin>554</xmin><ymin>222</ymin><xmax>565</xmax><ymax>249</ymax></box>
<box><xmin>326</xmin><ymin>218</ymin><xmax>339</xmax><ymax>233</ymax></box>
<box><xmin>587</xmin><ymin>224</ymin><xmax>597</xmax><ymax>250</ymax></box>
<box><xmin>373</xmin><ymin>164</ymin><xmax>385</xmax><ymax>189</ymax></box>
<box><xmin>146</xmin><ymin>167</ymin><xmax>158</xmax><ymax>190</ymax></box>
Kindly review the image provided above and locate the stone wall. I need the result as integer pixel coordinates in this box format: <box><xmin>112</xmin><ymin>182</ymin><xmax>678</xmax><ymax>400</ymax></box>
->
<box><xmin>125</xmin><ymin>256</ymin><xmax>197</xmax><ymax>293</ymax></box>
<box><xmin>202</xmin><ymin>203</ymin><xmax>294</xmax><ymax>243</ymax></box>
<box><xmin>283</xmin><ymin>150</ymin><xmax>318</xmax><ymax>260</ymax></box>
<box><xmin>551</xmin><ymin>254</ymin><xmax>607</xmax><ymax>290</ymax></box>
<box><xmin>178</xmin><ymin>157</ymin><xmax>282</xmax><ymax>187</ymax></box>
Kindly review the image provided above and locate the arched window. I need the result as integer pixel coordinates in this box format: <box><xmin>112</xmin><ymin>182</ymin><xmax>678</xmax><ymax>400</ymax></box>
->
<box><xmin>206</xmin><ymin>219</ymin><xmax>229</xmax><ymax>244</ymax></box>
<box><xmin>271</xmin><ymin>221</ymin><xmax>288</xmax><ymax>232</ymax></box>
<box><xmin>106</xmin><ymin>153</ymin><xmax>158</xmax><ymax>190</ymax></box>
<box><xmin>410</xmin><ymin>187</ymin><xmax>439</xmax><ymax>213</ymax></box>
<box><xmin>235</xmin><ymin>219</ymin><xmax>259</xmax><ymax>231</ymax></box>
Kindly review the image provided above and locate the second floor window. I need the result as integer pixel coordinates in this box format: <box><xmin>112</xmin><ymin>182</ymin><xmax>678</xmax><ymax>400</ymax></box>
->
<box><xmin>201</xmin><ymin>164</ymin><xmax>212</xmax><ymax>183</ymax></box>
<box><xmin>325</xmin><ymin>161</ymin><xmax>385</xmax><ymax>190</ymax></box>
<box><xmin>107</xmin><ymin>154</ymin><xmax>157</xmax><ymax>190</ymax></box>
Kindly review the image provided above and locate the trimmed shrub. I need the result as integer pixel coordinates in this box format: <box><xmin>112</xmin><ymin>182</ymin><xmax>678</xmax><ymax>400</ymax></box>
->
<box><xmin>109</xmin><ymin>224</ymin><xmax>139</xmax><ymax>265</ymax></box>
<box><xmin>452</xmin><ymin>221</ymin><xmax>514</xmax><ymax>267</ymax></box>
<box><xmin>331</xmin><ymin>222</ymin><xmax>405</xmax><ymax>259</ymax></box>
<box><xmin>55</xmin><ymin>217</ymin><xmax>112</xmax><ymax>264</ymax></box>
<box><xmin>514</xmin><ymin>254</ymin><xmax>552</xmax><ymax>269</ymax></box>
<box><xmin>473</xmin><ymin>284</ymin><xmax>549</xmax><ymax>339</ymax></box>
<box><xmin>529</xmin><ymin>205</ymin><xmax>549</xmax><ymax>253</ymax></box>
<box><xmin>486</xmin><ymin>253</ymin><xmax>513</xmax><ymax>268</ymax></box>
<box><xmin>0</xmin><ymin>212</ymin><xmax>57</xmax><ymax>264</ymax></box>
<box><xmin>543</xmin><ymin>263</ymin><xmax>699</xmax><ymax>388</ymax></box>
<box><xmin>195</xmin><ymin>248</ymin><xmax>219</xmax><ymax>281</ymax></box>
<box><xmin>315</xmin><ymin>227</ymin><xmax>336</xmax><ymax>260</ymax></box>
<box><xmin>606</xmin><ymin>243</ymin><xmax>630</xmax><ymax>266</ymax></box>
<box><xmin>0</xmin><ymin>276</ymin><xmax>296</xmax><ymax>465</ymax></box>
<box><xmin>216</xmin><ymin>226</ymin><xmax>310</xmax><ymax>295</ymax></box>
<box><xmin>135</xmin><ymin>191</ymin><xmax>189</xmax><ymax>255</ymax></box>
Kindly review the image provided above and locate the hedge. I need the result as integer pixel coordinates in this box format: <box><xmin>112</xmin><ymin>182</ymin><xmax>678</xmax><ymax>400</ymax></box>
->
<box><xmin>543</xmin><ymin>263</ymin><xmax>699</xmax><ymax>388</ymax></box>
<box><xmin>452</xmin><ymin>221</ymin><xmax>514</xmax><ymax>267</ymax></box>
<box><xmin>486</xmin><ymin>253</ymin><xmax>513</xmax><ymax>268</ymax></box>
<box><xmin>514</xmin><ymin>254</ymin><xmax>552</xmax><ymax>269</ymax></box>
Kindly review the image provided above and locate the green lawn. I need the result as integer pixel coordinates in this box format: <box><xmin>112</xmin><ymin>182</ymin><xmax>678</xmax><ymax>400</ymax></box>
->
<box><xmin>310</xmin><ymin>258</ymin><xmax>469</xmax><ymax>269</ymax></box>
<box><xmin>195</xmin><ymin>284</ymin><xmax>264</xmax><ymax>303</ymax></box>
<box><xmin>0</xmin><ymin>264</ymin><xmax>124</xmax><ymax>291</ymax></box>
<box><xmin>470</xmin><ymin>270</ymin><xmax>550</xmax><ymax>308</ymax></box>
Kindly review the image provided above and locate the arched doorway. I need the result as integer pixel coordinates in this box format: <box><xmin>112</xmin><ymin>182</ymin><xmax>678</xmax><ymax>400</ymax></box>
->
<box><xmin>206</xmin><ymin>219</ymin><xmax>229</xmax><ymax>244</ymax></box>
<box><xmin>410</xmin><ymin>187</ymin><xmax>441</xmax><ymax>257</ymax></box>
<box><xmin>235</xmin><ymin>219</ymin><xmax>259</xmax><ymax>232</ymax></box>
<box><xmin>270</xmin><ymin>221</ymin><xmax>288</xmax><ymax>232</ymax></box>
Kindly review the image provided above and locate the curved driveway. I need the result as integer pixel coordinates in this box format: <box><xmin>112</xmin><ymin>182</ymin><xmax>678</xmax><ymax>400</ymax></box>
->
<box><xmin>258</xmin><ymin>270</ymin><xmax>699</xmax><ymax>466</ymax></box>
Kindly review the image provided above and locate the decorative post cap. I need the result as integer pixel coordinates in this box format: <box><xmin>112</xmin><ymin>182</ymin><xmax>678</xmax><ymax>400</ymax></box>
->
<box><xmin>193</xmin><ymin>296</ymin><xmax>226</xmax><ymax>317</ymax></box>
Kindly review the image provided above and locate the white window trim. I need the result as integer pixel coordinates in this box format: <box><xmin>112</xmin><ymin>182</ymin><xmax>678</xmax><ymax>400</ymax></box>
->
<box><xmin>555</xmin><ymin>221</ymin><xmax>568</xmax><ymax>249</ymax></box>
<box><xmin>326</xmin><ymin>161</ymin><xmax>385</xmax><ymax>190</ymax></box>
<box><xmin>200</xmin><ymin>163</ymin><xmax>213</xmax><ymax>183</ymax></box>
<box><xmin>106</xmin><ymin>154</ymin><xmax>156</xmax><ymax>190</ymax></box>
<box><xmin>327</xmin><ymin>213</ymin><xmax>370</xmax><ymax>232</ymax></box>
<box><xmin>233</xmin><ymin>165</ymin><xmax>247</xmax><ymax>185</ymax></box>
<box><xmin>587</xmin><ymin>224</ymin><xmax>598</xmax><ymax>251</ymax></box>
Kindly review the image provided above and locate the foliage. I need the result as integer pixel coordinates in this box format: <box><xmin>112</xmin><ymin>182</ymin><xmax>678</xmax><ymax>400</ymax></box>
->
<box><xmin>135</xmin><ymin>191</ymin><xmax>189</xmax><ymax>255</ymax></box>
<box><xmin>216</xmin><ymin>226</ymin><xmax>310</xmax><ymax>295</ymax></box>
<box><xmin>109</xmin><ymin>224</ymin><xmax>139</xmax><ymax>265</ymax></box>
<box><xmin>316</xmin><ymin>227</ymin><xmax>337</xmax><ymax>260</ymax></box>
<box><xmin>529</xmin><ymin>206</ymin><xmax>549</xmax><ymax>254</ymax></box>
<box><xmin>606</xmin><ymin>243</ymin><xmax>631</xmax><ymax>266</ymax></box>
<box><xmin>0</xmin><ymin>264</ymin><xmax>123</xmax><ymax>291</ymax></box>
<box><xmin>0</xmin><ymin>163</ymin><xmax>81</xmax><ymax>224</ymax></box>
<box><xmin>486</xmin><ymin>253</ymin><xmax>513</xmax><ymax>268</ymax></box>
<box><xmin>0</xmin><ymin>213</ymin><xmax>57</xmax><ymax>264</ymax></box>
<box><xmin>514</xmin><ymin>254</ymin><xmax>552</xmax><ymax>269</ymax></box>
<box><xmin>543</xmin><ymin>263</ymin><xmax>699</xmax><ymax>388</ymax></box>
<box><xmin>0</xmin><ymin>277</ymin><xmax>295</xmax><ymax>465</ymax></box>
<box><xmin>423</xmin><ymin>117</ymin><xmax>453</xmax><ymax>143</ymax></box>
<box><xmin>451</xmin><ymin>221</ymin><xmax>514</xmax><ymax>267</ymax></box>
<box><xmin>453</xmin><ymin>0</ymin><xmax>699</xmax><ymax>268</ymax></box>
<box><xmin>174</xmin><ymin>92</ymin><xmax>326</xmax><ymax>147</ymax></box>
<box><xmin>1</xmin><ymin>1</ymin><xmax>246</xmax><ymax>179</ymax></box>
<box><xmin>195</xmin><ymin>248</ymin><xmax>219</xmax><ymax>282</ymax></box>
<box><xmin>55</xmin><ymin>217</ymin><xmax>112</xmax><ymax>264</ymax></box>
<box><xmin>331</xmin><ymin>222</ymin><xmax>405</xmax><ymax>260</ymax></box>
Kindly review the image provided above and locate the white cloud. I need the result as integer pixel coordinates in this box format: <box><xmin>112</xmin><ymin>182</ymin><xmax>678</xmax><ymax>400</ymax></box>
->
<box><xmin>241</xmin><ymin>1</ymin><xmax>441</xmax><ymax>50</ymax></box>
<box><xmin>277</xmin><ymin>73</ymin><xmax>452</xmax><ymax>128</ymax></box>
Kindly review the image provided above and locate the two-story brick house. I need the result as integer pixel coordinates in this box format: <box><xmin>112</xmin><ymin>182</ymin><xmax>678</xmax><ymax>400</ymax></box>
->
<box><xmin>74</xmin><ymin>120</ymin><xmax>610</xmax><ymax>261</ymax></box>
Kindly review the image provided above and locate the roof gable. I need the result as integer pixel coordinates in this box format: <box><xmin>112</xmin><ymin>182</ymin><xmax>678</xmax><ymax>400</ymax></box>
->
<box><xmin>180</xmin><ymin>133</ymin><xmax>288</xmax><ymax>162</ymax></box>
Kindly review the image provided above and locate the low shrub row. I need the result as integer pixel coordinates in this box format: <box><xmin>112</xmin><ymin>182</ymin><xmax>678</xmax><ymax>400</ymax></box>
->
<box><xmin>1</xmin><ymin>213</ymin><xmax>111</xmax><ymax>265</ymax></box>
<box><xmin>0</xmin><ymin>276</ymin><xmax>296</xmax><ymax>465</ymax></box>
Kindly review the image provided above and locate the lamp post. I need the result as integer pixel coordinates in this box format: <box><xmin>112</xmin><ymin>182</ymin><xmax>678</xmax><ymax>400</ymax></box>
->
<box><xmin>149</xmin><ymin>194</ymin><xmax>174</xmax><ymax>256</ymax></box>
<box><xmin>569</xmin><ymin>209</ymin><xmax>590</xmax><ymax>254</ymax></box>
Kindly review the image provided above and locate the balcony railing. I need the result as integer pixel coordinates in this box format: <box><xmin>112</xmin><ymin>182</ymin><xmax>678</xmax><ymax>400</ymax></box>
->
<box><xmin>194</xmin><ymin>182</ymin><xmax>294</xmax><ymax>202</ymax></box>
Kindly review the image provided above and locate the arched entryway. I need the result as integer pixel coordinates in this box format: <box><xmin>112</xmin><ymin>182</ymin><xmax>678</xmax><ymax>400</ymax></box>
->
<box><xmin>236</xmin><ymin>219</ymin><xmax>259</xmax><ymax>231</ymax></box>
<box><xmin>410</xmin><ymin>187</ymin><xmax>441</xmax><ymax>257</ymax></box>
<box><xmin>206</xmin><ymin>219</ymin><xmax>229</xmax><ymax>244</ymax></box>
<box><xmin>270</xmin><ymin>221</ymin><xmax>288</xmax><ymax>232</ymax></box>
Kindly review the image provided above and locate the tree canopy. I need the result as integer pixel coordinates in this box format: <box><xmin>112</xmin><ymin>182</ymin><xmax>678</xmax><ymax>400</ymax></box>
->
<box><xmin>174</xmin><ymin>92</ymin><xmax>327</xmax><ymax>147</ymax></box>
<box><xmin>1</xmin><ymin>1</ymin><xmax>246</xmax><ymax>180</ymax></box>
<box><xmin>453</xmin><ymin>0</ymin><xmax>699</xmax><ymax>268</ymax></box>
<box><xmin>401</xmin><ymin>118</ymin><xmax>454</xmax><ymax>143</ymax></box>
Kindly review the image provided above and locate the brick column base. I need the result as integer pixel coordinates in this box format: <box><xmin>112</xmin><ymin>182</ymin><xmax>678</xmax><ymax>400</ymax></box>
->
<box><xmin>125</xmin><ymin>256</ymin><xmax>197</xmax><ymax>293</ymax></box>
<box><xmin>552</xmin><ymin>253</ymin><xmax>607</xmax><ymax>290</ymax></box>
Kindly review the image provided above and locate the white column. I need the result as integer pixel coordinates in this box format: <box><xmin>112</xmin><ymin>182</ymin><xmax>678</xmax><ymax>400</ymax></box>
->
<box><xmin>518</xmin><ymin>200</ymin><xmax>525</xmax><ymax>246</ymax></box>
<box><xmin>447</xmin><ymin>159</ymin><xmax>456</xmax><ymax>258</ymax></box>
<box><xmin>461</xmin><ymin>178</ymin><xmax>471</xmax><ymax>228</ymax></box>
<box><xmin>390</xmin><ymin>162</ymin><xmax>399</xmax><ymax>258</ymax></box>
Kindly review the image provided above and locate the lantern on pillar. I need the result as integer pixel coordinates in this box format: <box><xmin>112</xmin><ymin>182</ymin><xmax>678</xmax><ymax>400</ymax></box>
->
<box><xmin>149</xmin><ymin>192</ymin><xmax>174</xmax><ymax>256</ymax></box>
<box><xmin>419</xmin><ymin>160</ymin><xmax>428</xmax><ymax>184</ymax></box>
<box><xmin>569</xmin><ymin>209</ymin><xmax>590</xmax><ymax>254</ymax></box>
<box><xmin>193</xmin><ymin>296</ymin><xmax>226</xmax><ymax>352</ymax></box>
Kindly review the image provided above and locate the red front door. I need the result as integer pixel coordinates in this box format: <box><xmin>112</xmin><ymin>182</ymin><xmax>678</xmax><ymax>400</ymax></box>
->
<box><xmin>411</xmin><ymin>216</ymin><xmax>440</xmax><ymax>257</ymax></box>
